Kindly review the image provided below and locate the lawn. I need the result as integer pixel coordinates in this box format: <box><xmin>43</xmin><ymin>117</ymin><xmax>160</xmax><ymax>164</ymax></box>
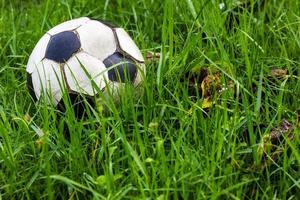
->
<box><xmin>0</xmin><ymin>0</ymin><xmax>299</xmax><ymax>199</ymax></box>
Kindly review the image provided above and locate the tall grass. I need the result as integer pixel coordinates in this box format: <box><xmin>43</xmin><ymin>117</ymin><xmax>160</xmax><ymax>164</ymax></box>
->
<box><xmin>0</xmin><ymin>0</ymin><xmax>299</xmax><ymax>199</ymax></box>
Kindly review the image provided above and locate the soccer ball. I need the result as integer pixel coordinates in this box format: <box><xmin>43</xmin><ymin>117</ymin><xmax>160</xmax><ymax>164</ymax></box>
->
<box><xmin>26</xmin><ymin>17</ymin><xmax>145</xmax><ymax>107</ymax></box>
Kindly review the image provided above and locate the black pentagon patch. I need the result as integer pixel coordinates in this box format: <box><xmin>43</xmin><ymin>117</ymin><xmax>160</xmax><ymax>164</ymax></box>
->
<box><xmin>27</xmin><ymin>72</ymin><xmax>37</xmax><ymax>101</ymax></box>
<box><xmin>57</xmin><ymin>93</ymin><xmax>95</xmax><ymax>119</ymax></box>
<box><xmin>45</xmin><ymin>31</ymin><xmax>80</xmax><ymax>63</ymax></box>
<box><xmin>103</xmin><ymin>52</ymin><xmax>137</xmax><ymax>83</ymax></box>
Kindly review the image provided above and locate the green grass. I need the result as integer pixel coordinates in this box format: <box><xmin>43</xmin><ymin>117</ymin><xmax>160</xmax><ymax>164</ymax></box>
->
<box><xmin>0</xmin><ymin>0</ymin><xmax>300</xmax><ymax>199</ymax></box>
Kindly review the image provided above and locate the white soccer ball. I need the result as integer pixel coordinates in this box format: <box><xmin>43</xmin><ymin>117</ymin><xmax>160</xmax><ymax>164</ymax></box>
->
<box><xmin>26</xmin><ymin>17</ymin><xmax>145</xmax><ymax>107</ymax></box>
